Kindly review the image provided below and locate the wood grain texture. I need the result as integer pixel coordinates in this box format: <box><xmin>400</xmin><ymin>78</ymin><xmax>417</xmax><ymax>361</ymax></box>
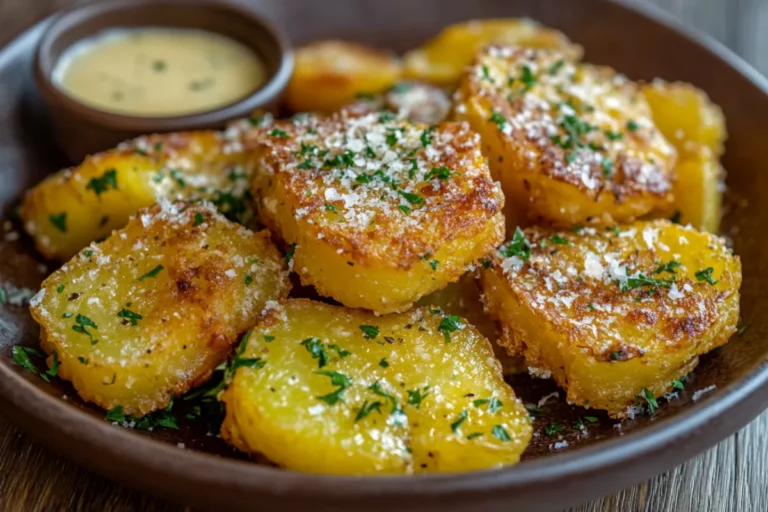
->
<box><xmin>0</xmin><ymin>0</ymin><xmax>766</xmax><ymax>511</ymax></box>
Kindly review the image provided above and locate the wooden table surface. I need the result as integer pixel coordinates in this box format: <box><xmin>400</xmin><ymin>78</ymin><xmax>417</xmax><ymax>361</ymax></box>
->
<box><xmin>1</xmin><ymin>0</ymin><xmax>766</xmax><ymax>511</ymax></box>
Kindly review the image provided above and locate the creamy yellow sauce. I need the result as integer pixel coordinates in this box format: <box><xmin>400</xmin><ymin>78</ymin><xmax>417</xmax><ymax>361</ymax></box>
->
<box><xmin>52</xmin><ymin>28</ymin><xmax>267</xmax><ymax>117</ymax></box>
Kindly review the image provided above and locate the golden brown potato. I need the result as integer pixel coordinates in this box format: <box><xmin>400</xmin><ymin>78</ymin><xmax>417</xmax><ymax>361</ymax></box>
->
<box><xmin>251</xmin><ymin>109</ymin><xmax>505</xmax><ymax>314</ymax></box>
<box><xmin>286</xmin><ymin>41</ymin><xmax>403</xmax><ymax>113</ymax></box>
<box><xmin>642</xmin><ymin>80</ymin><xmax>727</xmax><ymax>157</ymax></box>
<box><xmin>453</xmin><ymin>46</ymin><xmax>677</xmax><ymax>230</ymax></box>
<box><xmin>404</xmin><ymin>18</ymin><xmax>582</xmax><ymax>87</ymax></box>
<box><xmin>29</xmin><ymin>201</ymin><xmax>291</xmax><ymax>416</ymax></box>
<box><xmin>344</xmin><ymin>81</ymin><xmax>453</xmax><ymax>125</ymax></box>
<box><xmin>20</xmin><ymin>121</ymin><xmax>272</xmax><ymax>261</ymax></box>
<box><xmin>479</xmin><ymin>220</ymin><xmax>741</xmax><ymax>418</ymax></box>
<box><xmin>221</xmin><ymin>299</ymin><xmax>532</xmax><ymax>474</ymax></box>
<box><xmin>418</xmin><ymin>273</ymin><xmax>525</xmax><ymax>375</ymax></box>
<box><xmin>642</xmin><ymin>81</ymin><xmax>727</xmax><ymax>232</ymax></box>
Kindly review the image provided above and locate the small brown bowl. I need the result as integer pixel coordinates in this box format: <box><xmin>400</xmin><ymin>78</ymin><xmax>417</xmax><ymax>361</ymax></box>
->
<box><xmin>34</xmin><ymin>0</ymin><xmax>293</xmax><ymax>163</ymax></box>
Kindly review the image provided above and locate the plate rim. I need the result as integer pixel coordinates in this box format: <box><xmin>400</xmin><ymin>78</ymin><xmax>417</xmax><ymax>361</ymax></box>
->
<box><xmin>1</xmin><ymin>0</ymin><xmax>767</xmax><ymax>509</ymax></box>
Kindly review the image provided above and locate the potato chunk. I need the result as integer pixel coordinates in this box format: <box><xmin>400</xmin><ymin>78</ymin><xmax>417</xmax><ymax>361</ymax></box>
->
<box><xmin>20</xmin><ymin>124</ymin><xmax>271</xmax><ymax>261</ymax></box>
<box><xmin>479</xmin><ymin>220</ymin><xmax>741</xmax><ymax>418</ymax></box>
<box><xmin>642</xmin><ymin>81</ymin><xmax>727</xmax><ymax>232</ymax></box>
<box><xmin>454</xmin><ymin>46</ymin><xmax>677</xmax><ymax>229</ymax></box>
<box><xmin>286</xmin><ymin>41</ymin><xmax>403</xmax><ymax>113</ymax></box>
<box><xmin>29</xmin><ymin>202</ymin><xmax>291</xmax><ymax>416</ymax></box>
<box><xmin>419</xmin><ymin>273</ymin><xmax>525</xmax><ymax>375</ymax></box>
<box><xmin>642</xmin><ymin>80</ymin><xmax>726</xmax><ymax>157</ymax></box>
<box><xmin>221</xmin><ymin>299</ymin><xmax>532</xmax><ymax>474</ymax></box>
<box><xmin>404</xmin><ymin>18</ymin><xmax>581</xmax><ymax>87</ymax></box>
<box><xmin>252</xmin><ymin>110</ymin><xmax>505</xmax><ymax>314</ymax></box>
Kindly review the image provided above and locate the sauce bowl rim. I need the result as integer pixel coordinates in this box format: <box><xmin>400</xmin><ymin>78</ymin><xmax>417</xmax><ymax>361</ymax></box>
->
<box><xmin>33</xmin><ymin>0</ymin><xmax>294</xmax><ymax>132</ymax></box>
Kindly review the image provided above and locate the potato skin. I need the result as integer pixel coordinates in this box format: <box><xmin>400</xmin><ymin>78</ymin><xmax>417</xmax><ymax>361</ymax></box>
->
<box><xmin>453</xmin><ymin>46</ymin><xmax>677</xmax><ymax>230</ymax></box>
<box><xmin>20</xmin><ymin>125</ymin><xmax>270</xmax><ymax>261</ymax></box>
<box><xmin>221</xmin><ymin>299</ymin><xmax>532</xmax><ymax>474</ymax></box>
<box><xmin>418</xmin><ymin>273</ymin><xmax>525</xmax><ymax>375</ymax></box>
<box><xmin>252</xmin><ymin>110</ymin><xmax>505</xmax><ymax>313</ymax></box>
<box><xmin>479</xmin><ymin>220</ymin><xmax>741</xmax><ymax>418</ymax></box>
<box><xmin>642</xmin><ymin>81</ymin><xmax>727</xmax><ymax>232</ymax></box>
<box><xmin>29</xmin><ymin>201</ymin><xmax>291</xmax><ymax>416</ymax></box>
<box><xmin>286</xmin><ymin>41</ymin><xmax>403</xmax><ymax>113</ymax></box>
<box><xmin>404</xmin><ymin>18</ymin><xmax>582</xmax><ymax>87</ymax></box>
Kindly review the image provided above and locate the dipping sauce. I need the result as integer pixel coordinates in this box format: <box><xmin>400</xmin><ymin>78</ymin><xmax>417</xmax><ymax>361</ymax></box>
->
<box><xmin>52</xmin><ymin>28</ymin><xmax>267</xmax><ymax>117</ymax></box>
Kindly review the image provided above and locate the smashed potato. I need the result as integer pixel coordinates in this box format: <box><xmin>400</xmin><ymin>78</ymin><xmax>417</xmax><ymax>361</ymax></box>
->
<box><xmin>286</xmin><ymin>41</ymin><xmax>403</xmax><ymax>113</ymax></box>
<box><xmin>29</xmin><ymin>201</ymin><xmax>291</xmax><ymax>416</ymax></box>
<box><xmin>404</xmin><ymin>18</ymin><xmax>581</xmax><ymax>86</ymax></box>
<box><xmin>20</xmin><ymin>124</ymin><xmax>272</xmax><ymax>261</ymax></box>
<box><xmin>221</xmin><ymin>299</ymin><xmax>532</xmax><ymax>474</ymax></box>
<box><xmin>454</xmin><ymin>46</ymin><xmax>677</xmax><ymax>229</ymax></box>
<box><xmin>643</xmin><ymin>81</ymin><xmax>727</xmax><ymax>232</ymax></box>
<box><xmin>479</xmin><ymin>220</ymin><xmax>741</xmax><ymax>418</ymax></box>
<box><xmin>252</xmin><ymin>110</ymin><xmax>505</xmax><ymax>314</ymax></box>
<box><xmin>419</xmin><ymin>273</ymin><xmax>525</xmax><ymax>375</ymax></box>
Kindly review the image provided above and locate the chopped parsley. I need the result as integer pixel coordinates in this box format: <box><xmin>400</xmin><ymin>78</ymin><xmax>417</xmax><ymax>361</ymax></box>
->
<box><xmin>328</xmin><ymin>344</ymin><xmax>351</xmax><ymax>359</ymax></box>
<box><xmin>315</xmin><ymin>370</ymin><xmax>352</xmax><ymax>406</ymax></box>
<box><xmin>489</xmin><ymin>112</ymin><xmax>507</xmax><ymax>130</ymax></box>
<box><xmin>654</xmin><ymin>260</ymin><xmax>682</xmax><ymax>275</ymax></box>
<box><xmin>56</xmin><ymin>284</ymin><xmax>65</xmax><ymax>294</ymax></box>
<box><xmin>355</xmin><ymin>400</ymin><xmax>383</xmax><ymax>422</ymax></box>
<box><xmin>438</xmin><ymin>315</ymin><xmax>462</xmax><ymax>343</ymax></box>
<box><xmin>86</xmin><ymin>169</ymin><xmax>118</xmax><ymax>197</ymax></box>
<box><xmin>49</xmin><ymin>212</ymin><xmax>67</xmax><ymax>233</ymax></box>
<box><xmin>407</xmin><ymin>386</ymin><xmax>430</xmax><ymax>409</ymax></box>
<box><xmin>492</xmin><ymin>425</ymin><xmax>512</xmax><ymax>442</ymax></box>
<box><xmin>601</xmin><ymin>157</ymin><xmax>614</xmax><ymax>177</ymax></box>
<box><xmin>626</xmin><ymin>120</ymin><xmax>639</xmax><ymax>132</ymax></box>
<box><xmin>138</xmin><ymin>264</ymin><xmax>164</xmax><ymax>281</ymax></box>
<box><xmin>429</xmin><ymin>260</ymin><xmax>439</xmax><ymax>271</ymax></box>
<box><xmin>737</xmin><ymin>322</ymin><xmax>751</xmax><ymax>336</ymax></box>
<box><xmin>378</xmin><ymin>358</ymin><xmax>389</xmax><ymax>368</ymax></box>
<box><xmin>398</xmin><ymin>190</ymin><xmax>424</xmax><ymax>205</ymax></box>
<box><xmin>520</xmin><ymin>65</ymin><xmax>536</xmax><ymax>89</ymax></box>
<box><xmin>695</xmin><ymin>267</ymin><xmax>718</xmax><ymax>285</ymax></box>
<box><xmin>398</xmin><ymin>205</ymin><xmax>412</xmax><ymax>215</ymax></box>
<box><xmin>672</xmin><ymin>378</ymin><xmax>685</xmax><ymax>390</ymax></box>
<box><xmin>618</xmin><ymin>273</ymin><xmax>673</xmax><ymax>293</ymax></box>
<box><xmin>604</xmin><ymin>130</ymin><xmax>623</xmax><ymax>141</ymax></box>
<box><xmin>244</xmin><ymin>274</ymin><xmax>253</xmax><ymax>286</ymax></box>
<box><xmin>11</xmin><ymin>345</ymin><xmax>48</xmax><ymax>381</ymax></box>
<box><xmin>481</xmin><ymin>64</ymin><xmax>493</xmax><ymax>82</ymax></box>
<box><xmin>637</xmin><ymin>387</ymin><xmax>659</xmax><ymax>414</ymax></box>
<box><xmin>548</xmin><ymin>59</ymin><xmax>565</xmax><ymax>75</ymax></box>
<box><xmin>324</xmin><ymin>204</ymin><xmax>337</xmax><ymax>212</ymax></box>
<box><xmin>77</xmin><ymin>356</ymin><xmax>88</xmax><ymax>365</ymax></box>
<box><xmin>550</xmin><ymin>234</ymin><xmax>571</xmax><ymax>246</ymax></box>
<box><xmin>301</xmin><ymin>337</ymin><xmax>329</xmax><ymax>368</ymax></box>
<box><xmin>420</xmin><ymin>126</ymin><xmax>436</xmax><ymax>147</ymax></box>
<box><xmin>285</xmin><ymin>244</ymin><xmax>297</xmax><ymax>264</ymax></box>
<box><xmin>152</xmin><ymin>60</ymin><xmax>166</xmax><ymax>72</ymax></box>
<box><xmin>359</xmin><ymin>325</ymin><xmax>379</xmax><ymax>339</ymax></box>
<box><xmin>117</xmin><ymin>308</ymin><xmax>142</xmax><ymax>326</ymax></box>
<box><xmin>544</xmin><ymin>423</ymin><xmax>565</xmax><ymax>436</ymax></box>
<box><xmin>263</xmin><ymin>335</ymin><xmax>275</xmax><ymax>343</ymax></box>
<box><xmin>269</xmin><ymin>128</ymin><xmax>289</xmax><ymax>138</ymax></box>
<box><xmin>425</xmin><ymin>166</ymin><xmax>452</xmax><ymax>181</ymax></box>
<box><xmin>473</xmin><ymin>397</ymin><xmax>503</xmax><ymax>413</ymax></box>
<box><xmin>450</xmin><ymin>409</ymin><xmax>468</xmax><ymax>433</ymax></box>
<box><xmin>500</xmin><ymin>227</ymin><xmax>532</xmax><ymax>261</ymax></box>
<box><xmin>72</xmin><ymin>314</ymin><xmax>98</xmax><ymax>341</ymax></box>
<box><xmin>193</xmin><ymin>213</ymin><xmax>204</xmax><ymax>226</ymax></box>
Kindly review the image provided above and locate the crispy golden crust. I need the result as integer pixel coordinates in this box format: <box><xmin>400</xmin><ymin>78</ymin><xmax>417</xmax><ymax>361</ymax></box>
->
<box><xmin>20</xmin><ymin>121</ymin><xmax>274</xmax><ymax>261</ymax></box>
<box><xmin>454</xmin><ymin>45</ymin><xmax>677</xmax><ymax>226</ymax></box>
<box><xmin>253</xmin><ymin>110</ymin><xmax>504</xmax><ymax>267</ymax></box>
<box><xmin>221</xmin><ymin>299</ymin><xmax>532</xmax><ymax>474</ymax></box>
<box><xmin>29</xmin><ymin>201</ymin><xmax>291</xmax><ymax>416</ymax></box>
<box><xmin>479</xmin><ymin>220</ymin><xmax>741</xmax><ymax>417</ymax></box>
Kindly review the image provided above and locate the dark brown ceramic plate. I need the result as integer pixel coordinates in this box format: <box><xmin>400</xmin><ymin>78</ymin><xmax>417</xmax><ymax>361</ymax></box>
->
<box><xmin>1</xmin><ymin>0</ymin><xmax>766</xmax><ymax>510</ymax></box>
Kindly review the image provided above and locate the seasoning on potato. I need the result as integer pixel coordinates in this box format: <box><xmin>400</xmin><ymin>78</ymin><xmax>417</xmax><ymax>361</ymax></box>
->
<box><xmin>479</xmin><ymin>220</ymin><xmax>741</xmax><ymax>418</ymax></box>
<box><xmin>251</xmin><ymin>109</ymin><xmax>505</xmax><ymax>314</ymax></box>
<box><xmin>29</xmin><ymin>201</ymin><xmax>291</xmax><ymax>416</ymax></box>
<box><xmin>220</xmin><ymin>299</ymin><xmax>532</xmax><ymax>474</ymax></box>
<box><xmin>20</xmin><ymin>123</ymin><xmax>273</xmax><ymax>261</ymax></box>
<box><xmin>453</xmin><ymin>45</ymin><xmax>677</xmax><ymax>231</ymax></box>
